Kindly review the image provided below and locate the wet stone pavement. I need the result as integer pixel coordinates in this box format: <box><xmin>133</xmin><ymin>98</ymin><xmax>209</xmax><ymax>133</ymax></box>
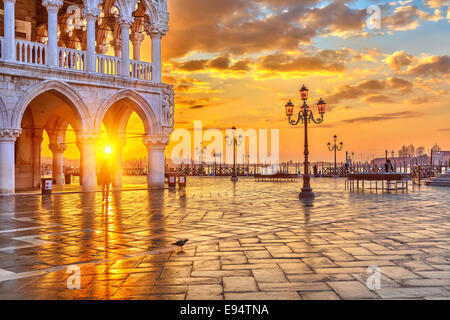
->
<box><xmin>0</xmin><ymin>177</ymin><xmax>449</xmax><ymax>300</ymax></box>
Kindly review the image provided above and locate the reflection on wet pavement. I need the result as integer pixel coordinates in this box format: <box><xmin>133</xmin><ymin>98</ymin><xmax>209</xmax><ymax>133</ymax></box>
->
<box><xmin>0</xmin><ymin>177</ymin><xmax>449</xmax><ymax>299</ymax></box>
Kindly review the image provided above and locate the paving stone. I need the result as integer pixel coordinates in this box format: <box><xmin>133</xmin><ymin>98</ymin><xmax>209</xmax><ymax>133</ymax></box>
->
<box><xmin>300</xmin><ymin>290</ymin><xmax>340</xmax><ymax>300</ymax></box>
<box><xmin>327</xmin><ymin>281</ymin><xmax>379</xmax><ymax>299</ymax></box>
<box><xmin>223</xmin><ymin>277</ymin><xmax>258</xmax><ymax>292</ymax></box>
<box><xmin>0</xmin><ymin>177</ymin><xmax>449</xmax><ymax>299</ymax></box>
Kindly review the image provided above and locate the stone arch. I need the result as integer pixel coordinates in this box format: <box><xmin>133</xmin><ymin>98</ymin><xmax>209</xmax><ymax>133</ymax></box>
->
<box><xmin>140</xmin><ymin>0</ymin><xmax>159</xmax><ymax>24</ymax></box>
<box><xmin>12</xmin><ymin>80</ymin><xmax>91</xmax><ymax>131</ymax></box>
<box><xmin>95</xmin><ymin>89</ymin><xmax>159</xmax><ymax>135</ymax></box>
<box><xmin>0</xmin><ymin>95</ymin><xmax>8</xmax><ymax>128</ymax></box>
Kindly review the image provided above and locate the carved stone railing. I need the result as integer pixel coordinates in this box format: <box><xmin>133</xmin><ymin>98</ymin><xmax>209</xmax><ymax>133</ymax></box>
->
<box><xmin>58</xmin><ymin>47</ymin><xmax>86</xmax><ymax>71</ymax></box>
<box><xmin>96</xmin><ymin>54</ymin><xmax>121</xmax><ymax>76</ymax></box>
<box><xmin>16</xmin><ymin>39</ymin><xmax>46</xmax><ymax>66</ymax></box>
<box><xmin>130</xmin><ymin>60</ymin><xmax>152</xmax><ymax>81</ymax></box>
<box><xmin>1</xmin><ymin>40</ymin><xmax>155</xmax><ymax>83</ymax></box>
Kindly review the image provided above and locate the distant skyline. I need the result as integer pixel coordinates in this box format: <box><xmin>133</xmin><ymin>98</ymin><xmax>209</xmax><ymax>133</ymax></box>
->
<box><xmin>43</xmin><ymin>0</ymin><xmax>450</xmax><ymax>163</ymax></box>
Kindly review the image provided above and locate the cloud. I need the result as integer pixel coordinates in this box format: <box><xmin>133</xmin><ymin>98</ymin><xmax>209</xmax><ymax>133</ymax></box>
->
<box><xmin>362</xmin><ymin>94</ymin><xmax>395</xmax><ymax>104</ymax></box>
<box><xmin>385</xmin><ymin>51</ymin><xmax>415</xmax><ymax>71</ymax></box>
<box><xmin>383</xmin><ymin>5</ymin><xmax>443</xmax><ymax>31</ymax></box>
<box><xmin>341</xmin><ymin>111</ymin><xmax>421</xmax><ymax>124</ymax></box>
<box><xmin>404</xmin><ymin>95</ymin><xmax>440</xmax><ymax>104</ymax></box>
<box><xmin>257</xmin><ymin>53</ymin><xmax>346</xmax><ymax>74</ymax></box>
<box><xmin>387</xmin><ymin>77</ymin><xmax>414</xmax><ymax>92</ymax></box>
<box><xmin>172</xmin><ymin>56</ymin><xmax>253</xmax><ymax>73</ymax></box>
<box><xmin>406</xmin><ymin>55</ymin><xmax>450</xmax><ymax>77</ymax></box>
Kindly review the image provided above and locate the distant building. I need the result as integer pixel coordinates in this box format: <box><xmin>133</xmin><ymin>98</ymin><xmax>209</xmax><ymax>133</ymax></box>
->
<box><xmin>371</xmin><ymin>152</ymin><xmax>450</xmax><ymax>167</ymax></box>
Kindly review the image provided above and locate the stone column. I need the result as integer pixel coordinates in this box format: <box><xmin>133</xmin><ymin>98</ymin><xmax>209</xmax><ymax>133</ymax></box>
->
<box><xmin>0</xmin><ymin>129</ymin><xmax>21</xmax><ymax>194</ymax></box>
<box><xmin>32</xmin><ymin>133</ymin><xmax>43</xmax><ymax>188</ymax></box>
<box><xmin>131</xmin><ymin>33</ymin><xmax>145</xmax><ymax>61</ymax></box>
<box><xmin>83</xmin><ymin>7</ymin><xmax>100</xmax><ymax>73</ymax></box>
<box><xmin>111</xmin><ymin>39</ymin><xmax>122</xmax><ymax>58</ymax></box>
<box><xmin>3</xmin><ymin>0</ymin><xmax>16</xmax><ymax>61</ymax></box>
<box><xmin>77</xmin><ymin>133</ymin><xmax>98</xmax><ymax>192</ymax></box>
<box><xmin>49</xmin><ymin>143</ymin><xmax>66</xmax><ymax>185</ymax></box>
<box><xmin>42</xmin><ymin>0</ymin><xmax>63</xmax><ymax>67</ymax></box>
<box><xmin>150</xmin><ymin>31</ymin><xmax>162</xmax><ymax>83</ymax></box>
<box><xmin>118</xmin><ymin>16</ymin><xmax>134</xmax><ymax>77</ymax></box>
<box><xmin>143</xmin><ymin>135</ymin><xmax>169</xmax><ymax>189</ymax></box>
<box><xmin>112</xmin><ymin>138</ymin><xmax>126</xmax><ymax>188</ymax></box>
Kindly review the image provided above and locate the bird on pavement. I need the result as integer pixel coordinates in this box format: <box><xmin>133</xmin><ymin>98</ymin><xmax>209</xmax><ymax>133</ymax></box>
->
<box><xmin>172</xmin><ymin>239</ymin><xmax>189</xmax><ymax>251</ymax></box>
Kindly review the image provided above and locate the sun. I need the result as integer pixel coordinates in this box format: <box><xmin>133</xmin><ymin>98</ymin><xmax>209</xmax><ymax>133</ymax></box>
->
<box><xmin>104</xmin><ymin>146</ymin><xmax>112</xmax><ymax>155</ymax></box>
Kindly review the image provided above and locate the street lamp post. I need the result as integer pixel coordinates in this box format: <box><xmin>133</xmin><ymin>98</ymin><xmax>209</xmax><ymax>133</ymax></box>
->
<box><xmin>226</xmin><ymin>126</ymin><xmax>243</xmax><ymax>182</ymax></box>
<box><xmin>327</xmin><ymin>135</ymin><xmax>343</xmax><ymax>177</ymax></box>
<box><xmin>284</xmin><ymin>85</ymin><xmax>326</xmax><ymax>199</ymax></box>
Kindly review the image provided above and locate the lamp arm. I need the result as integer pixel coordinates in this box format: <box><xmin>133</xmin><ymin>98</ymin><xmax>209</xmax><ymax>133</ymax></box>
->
<box><xmin>309</xmin><ymin>111</ymin><xmax>324</xmax><ymax>124</ymax></box>
<box><xmin>288</xmin><ymin>111</ymin><xmax>303</xmax><ymax>126</ymax></box>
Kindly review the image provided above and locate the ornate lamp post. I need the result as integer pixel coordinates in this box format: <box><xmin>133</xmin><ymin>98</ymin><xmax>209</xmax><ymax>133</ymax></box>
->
<box><xmin>284</xmin><ymin>85</ymin><xmax>326</xmax><ymax>199</ymax></box>
<box><xmin>226</xmin><ymin>126</ymin><xmax>243</xmax><ymax>182</ymax></box>
<box><xmin>327</xmin><ymin>135</ymin><xmax>343</xmax><ymax>177</ymax></box>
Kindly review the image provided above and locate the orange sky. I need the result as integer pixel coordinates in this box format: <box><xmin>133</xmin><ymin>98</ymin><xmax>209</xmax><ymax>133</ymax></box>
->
<box><xmin>44</xmin><ymin>0</ymin><xmax>450</xmax><ymax>164</ymax></box>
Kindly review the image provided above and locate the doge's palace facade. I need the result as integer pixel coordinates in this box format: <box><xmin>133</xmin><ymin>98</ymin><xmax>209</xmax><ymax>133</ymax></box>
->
<box><xmin>0</xmin><ymin>0</ymin><xmax>174</xmax><ymax>194</ymax></box>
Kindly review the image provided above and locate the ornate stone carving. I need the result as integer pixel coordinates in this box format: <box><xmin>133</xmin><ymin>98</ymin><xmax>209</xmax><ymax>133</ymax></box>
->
<box><xmin>117</xmin><ymin>16</ymin><xmax>135</xmax><ymax>27</ymax></box>
<box><xmin>130</xmin><ymin>32</ymin><xmax>145</xmax><ymax>46</ymax></box>
<box><xmin>42</xmin><ymin>0</ymin><xmax>63</xmax><ymax>10</ymax></box>
<box><xmin>0</xmin><ymin>129</ymin><xmax>21</xmax><ymax>141</ymax></box>
<box><xmin>161</xmin><ymin>86</ymin><xmax>175</xmax><ymax>128</ymax></box>
<box><xmin>145</xmin><ymin>23</ymin><xmax>168</xmax><ymax>37</ymax></box>
<box><xmin>83</xmin><ymin>7</ymin><xmax>101</xmax><ymax>19</ymax></box>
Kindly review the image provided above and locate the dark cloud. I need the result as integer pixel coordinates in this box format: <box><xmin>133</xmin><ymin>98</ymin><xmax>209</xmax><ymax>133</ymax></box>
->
<box><xmin>362</xmin><ymin>94</ymin><xmax>395</xmax><ymax>104</ymax></box>
<box><xmin>342</xmin><ymin>111</ymin><xmax>421</xmax><ymax>124</ymax></box>
<box><xmin>166</xmin><ymin>0</ymin><xmax>369</xmax><ymax>59</ymax></box>
<box><xmin>387</xmin><ymin>77</ymin><xmax>414</xmax><ymax>92</ymax></box>
<box><xmin>406</xmin><ymin>55</ymin><xmax>450</xmax><ymax>77</ymax></box>
<box><xmin>173</xmin><ymin>56</ymin><xmax>253</xmax><ymax>73</ymax></box>
<box><xmin>256</xmin><ymin>50</ymin><xmax>348</xmax><ymax>73</ymax></box>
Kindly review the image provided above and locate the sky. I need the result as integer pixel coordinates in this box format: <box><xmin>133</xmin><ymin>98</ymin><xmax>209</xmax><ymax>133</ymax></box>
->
<box><xmin>157</xmin><ymin>0</ymin><xmax>450</xmax><ymax>163</ymax></box>
<box><xmin>43</xmin><ymin>0</ymin><xmax>450</xmax><ymax>164</ymax></box>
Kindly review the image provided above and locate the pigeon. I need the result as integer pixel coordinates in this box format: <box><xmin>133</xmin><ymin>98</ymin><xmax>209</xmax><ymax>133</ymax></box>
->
<box><xmin>172</xmin><ymin>239</ymin><xmax>189</xmax><ymax>250</ymax></box>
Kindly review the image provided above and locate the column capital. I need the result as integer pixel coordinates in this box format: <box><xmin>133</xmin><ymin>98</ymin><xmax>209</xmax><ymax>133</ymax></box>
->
<box><xmin>130</xmin><ymin>32</ymin><xmax>145</xmax><ymax>45</ymax></box>
<box><xmin>83</xmin><ymin>7</ymin><xmax>101</xmax><ymax>19</ymax></box>
<box><xmin>49</xmin><ymin>143</ymin><xmax>67</xmax><ymax>153</ymax></box>
<box><xmin>42</xmin><ymin>0</ymin><xmax>63</xmax><ymax>11</ymax></box>
<box><xmin>0</xmin><ymin>129</ymin><xmax>21</xmax><ymax>142</ymax></box>
<box><xmin>146</xmin><ymin>24</ymin><xmax>167</xmax><ymax>38</ymax></box>
<box><xmin>143</xmin><ymin>135</ymin><xmax>169</xmax><ymax>149</ymax></box>
<box><xmin>117</xmin><ymin>16</ymin><xmax>135</xmax><ymax>28</ymax></box>
<box><xmin>96</xmin><ymin>44</ymin><xmax>109</xmax><ymax>55</ymax></box>
<box><xmin>111</xmin><ymin>39</ymin><xmax>122</xmax><ymax>50</ymax></box>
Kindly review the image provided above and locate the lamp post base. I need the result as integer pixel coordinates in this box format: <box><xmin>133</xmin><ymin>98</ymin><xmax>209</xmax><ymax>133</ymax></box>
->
<box><xmin>231</xmin><ymin>175</ymin><xmax>239</xmax><ymax>182</ymax></box>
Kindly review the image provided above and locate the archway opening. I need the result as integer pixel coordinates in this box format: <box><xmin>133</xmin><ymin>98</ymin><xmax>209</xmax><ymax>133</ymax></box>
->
<box><xmin>99</xmin><ymin>96</ymin><xmax>154</xmax><ymax>188</ymax></box>
<box><xmin>15</xmin><ymin>90</ymin><xmax>83</xmax><ymax>190</ymax></box>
